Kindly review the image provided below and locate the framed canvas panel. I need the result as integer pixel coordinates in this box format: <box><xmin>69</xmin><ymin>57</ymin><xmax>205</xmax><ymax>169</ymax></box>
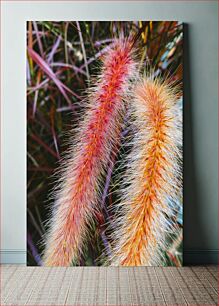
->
<box><xmin>27</xmin><ymin>21</ymin><xmax>183</xmax><ymax>267</ymax></box>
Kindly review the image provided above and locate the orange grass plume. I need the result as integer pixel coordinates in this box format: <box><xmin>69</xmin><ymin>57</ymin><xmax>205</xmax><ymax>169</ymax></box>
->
<box><xmin>109</xmin><ymin>76</ymin><xmax>182</xmax><ymax>266</ymax></box>
<box><xmin>43</xmin><ymin>38</ymin><xmax>137</xmax><ymax>266</ymax></box>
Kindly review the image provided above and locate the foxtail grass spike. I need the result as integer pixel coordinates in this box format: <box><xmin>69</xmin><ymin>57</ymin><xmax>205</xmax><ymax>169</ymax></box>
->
<box><xmin>43</xmin><ymin>38</ymin><xmax>137</xmax><ymax>266</ymax></box>
<box><xmin>109</xmin><ymin>76</ymin><xmax>182</xmax><ymax>266</ymax></box>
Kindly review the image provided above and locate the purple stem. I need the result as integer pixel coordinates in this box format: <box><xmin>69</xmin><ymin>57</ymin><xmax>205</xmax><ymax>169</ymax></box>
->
<box><xmin>50</xmin><ymin>63</ymin><xmax>88</xmax><ymax>77</ymax></box>
<box><xmin>94</xmin><ymin>38</ymin><xmax>114</xmax><ymax>47</ymax></box>
<box><xmin>101</xmin><ymin>232</ymin><xmax>112</xmax><ymax>258</ymax></box>
<box><xmin>101</xmin><ymin>110</ymin><xmax>130</xmax><ymax>209</ymax></box>
<box><xmin>51</xmin><ymin>128</ymin><xmax>60</xmax><ymax>159</ymax></box>
<box><xmin>33</xmin><ymin>86</ymin><xmax>39</xmax><ymax>118</ymax></box>
<box><xmin>26</xmin><ymin>59</ymin><xmax>31</xmax><ymax>85</ymax></box>
<box><xmin>76</xmin><ymin>21</ymin><xmax>90</xmax><ymax>80</ymax></box>
<box><xmin>79</xmin><ymin>44</ymin><xmax>112</xmax><ymax>70</ymax></box>
<box><xmin>27</xmin><ymin>71</ymin><xmax>62</xmax><ymax>95</ymax></box>
<box><xmin>121</xmin><ymin>126</ymin><xmax>129</xmax><ymax>138</ymax></box>
<box><xmin>101</xmin><ymin>111</ymin><xmax>130</xmax><ymax>225</ymax></box>
<box><xmin>101</xmin><ymin>160</ymin><xmax>114</xmax><ymax>210</ymax></box>
<box><xmin>47</xmin><ymin>35</ymin><xmax>61</xmax><ymax>64</ymax></box>
<box><xmin>56</xmin><ymin>105</ymin><xmax>75</xmax><ymax>112</ymax></box>
<box><xmin>27</xmin><ymin>232</ymin><xmax>43</xmax><ymax>266</ymax></box>
<box><xmin>33</xmin><ymin>21</ymin><xmax>44</xmax><ymax>58</ymax></box>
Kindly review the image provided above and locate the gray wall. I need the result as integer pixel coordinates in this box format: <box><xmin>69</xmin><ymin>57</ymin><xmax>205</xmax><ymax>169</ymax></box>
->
<box><xmin>1</xmin><ymin>1</ymin><xmax>218</xmax><ymax>264</ymax></box>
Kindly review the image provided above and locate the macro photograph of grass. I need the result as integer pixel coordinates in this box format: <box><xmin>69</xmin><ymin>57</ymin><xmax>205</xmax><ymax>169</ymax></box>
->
<box><xmin>27</xmin><ymin>21</ymin><xmax>183</xmax><ymax>267</ymax></box>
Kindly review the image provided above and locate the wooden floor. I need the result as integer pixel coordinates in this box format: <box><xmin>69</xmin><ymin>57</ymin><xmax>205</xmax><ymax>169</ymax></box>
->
<box><xmin>1</xmin><ymin>265</ymin><xmax>218</xmax><ymax>305</ymax></box>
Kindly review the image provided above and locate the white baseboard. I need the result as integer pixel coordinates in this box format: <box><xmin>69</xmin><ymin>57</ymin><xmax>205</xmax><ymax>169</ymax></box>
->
<box><xmin>0</xmin><ymin>249</ymin><xmax>218</xmax><ymax>265</ymax></box>
<box><xmin>0</xmin><ymin>250</ymin><xmax>26</xmax><ymax>264</ymax></box>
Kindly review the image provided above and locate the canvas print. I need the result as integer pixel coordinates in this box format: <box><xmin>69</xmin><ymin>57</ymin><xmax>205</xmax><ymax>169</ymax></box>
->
<box><xmin>27</xmin><ymin>21</ymin><xmax>183</xmax><ymax>266</ymax></box>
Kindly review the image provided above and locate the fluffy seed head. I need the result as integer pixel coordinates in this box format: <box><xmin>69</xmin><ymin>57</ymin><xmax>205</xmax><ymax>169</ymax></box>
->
<box><xmin>109</xmin><ymin>76</ymin><xmax>182</xmax><ymax>266</ymax></box>
<box><xmin>43</xmin><ymin>38</ymin><xmax>137</xmax><ymax>266</ymax></box>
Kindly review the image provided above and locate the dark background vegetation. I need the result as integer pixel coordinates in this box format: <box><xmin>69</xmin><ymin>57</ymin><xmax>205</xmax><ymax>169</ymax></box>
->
<box><xmin>27</xmin><ymin>21</ymin><xmax>183</xmax><ymax>266</ymax></box>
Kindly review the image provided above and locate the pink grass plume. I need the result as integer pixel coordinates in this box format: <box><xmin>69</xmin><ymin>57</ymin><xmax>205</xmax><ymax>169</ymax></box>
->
<box><xmin>43</xmin><ymin>38</ymin><xmax>137</xmax><ymax>266</ymax></box>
